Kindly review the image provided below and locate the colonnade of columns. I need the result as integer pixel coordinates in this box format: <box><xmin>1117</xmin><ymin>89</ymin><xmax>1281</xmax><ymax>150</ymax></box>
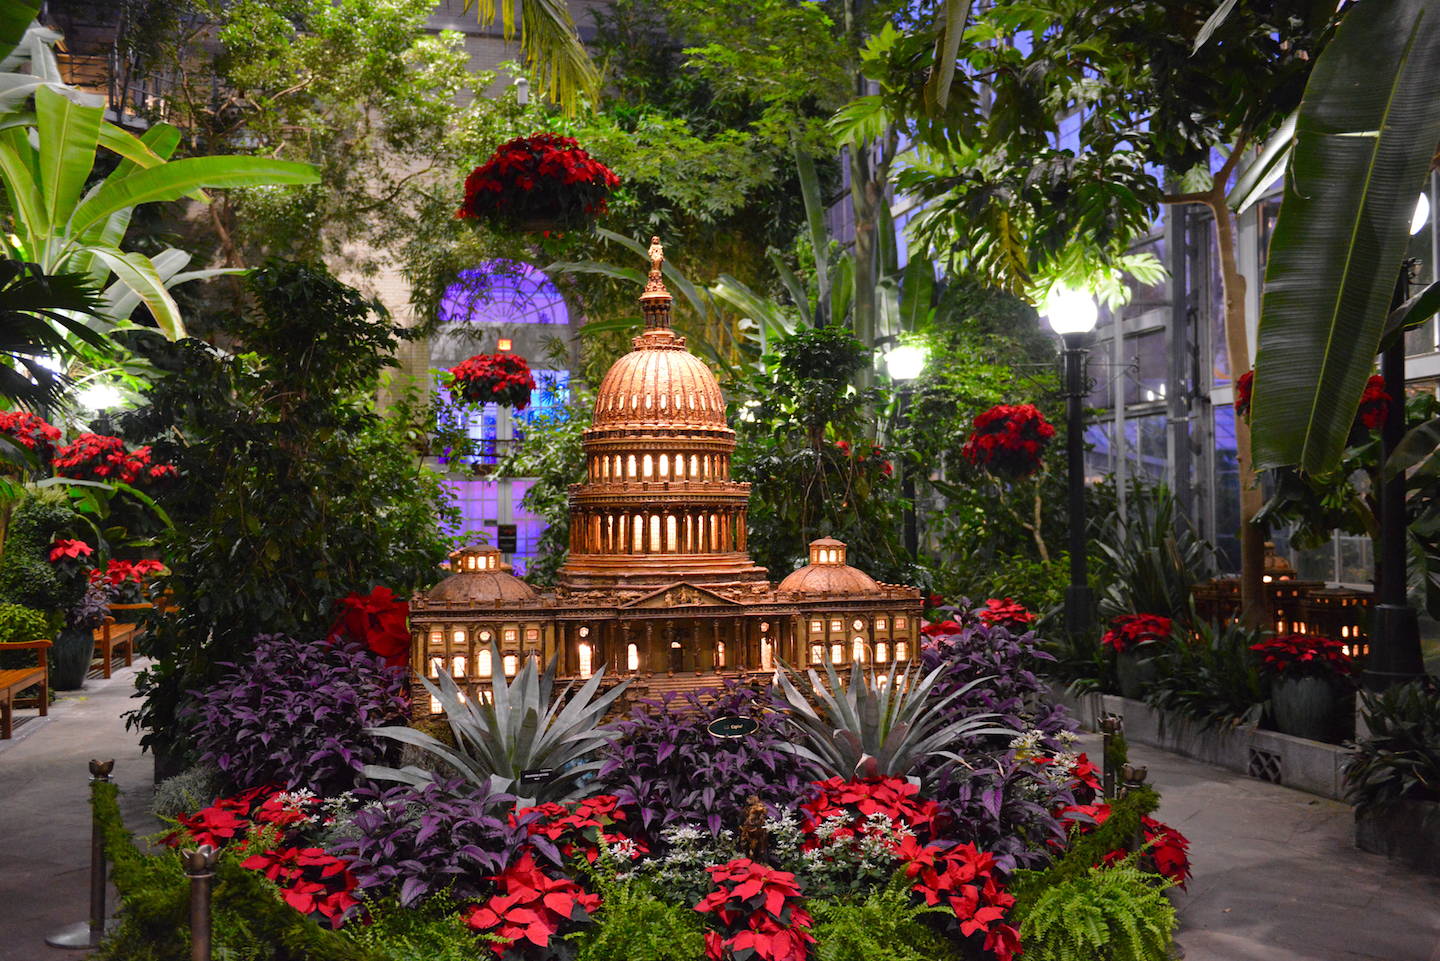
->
<box><xmin>588</xmin><ymin>449</ymin><xmax>731</xmax><ymax>483</ymax></box>
<box><xmin>570</xmin><ymin>506</ymin><xmax>748</xmax><ymax>555</ymax></box>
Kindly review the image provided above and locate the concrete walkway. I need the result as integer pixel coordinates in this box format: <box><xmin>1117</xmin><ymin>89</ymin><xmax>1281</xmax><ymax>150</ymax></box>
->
<box><xmin>0</xmin><ymin>662</ymin><xmax>158</xmax><ymax>961</ymax></box>
<box><xmin>1116</xmin><ymin>735</ymin><xmax>1440</xmax><ymax>961</ymax></box>
<box><xmin>1</xmin><ymin>673</ymin><xmax>1437</xmax><ymax>960</ymax></box>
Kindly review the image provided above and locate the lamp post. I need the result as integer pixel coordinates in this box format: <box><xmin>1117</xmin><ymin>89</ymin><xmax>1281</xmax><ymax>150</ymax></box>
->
<box><xmin>79</xmin><ymin>382</ymin><xmax>123</xmax><ymax>436</ymax></box>
<box><xmin>886</xmin><ymin>345</ymin><xmax>927</xmax><ymax>558</ymax></box>
<box><xmin>1045</xmin><ymin>287</ymin><xmax>1099</xmax><ymax>636</ymax></box>
<box><xmin>1368</xmin><ymin>194</ymin><xmax>1431</xmax><ymax>691</ymax></box>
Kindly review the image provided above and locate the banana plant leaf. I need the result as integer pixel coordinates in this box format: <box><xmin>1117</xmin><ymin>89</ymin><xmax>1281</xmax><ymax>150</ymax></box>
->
<box><xmin>0</xmin><ymin>1</ymin><xmax>41</xmax><ymax>66</ymax></box>
<box><xmin>1377</xmin><ymin>280</ymin><xmax>1440</xmax><ymax>352</ymax></box>
<box><xmin>1250</xmin><ymin>0</ymin><xmax>1440</xmax><ymax>475</ymax></box>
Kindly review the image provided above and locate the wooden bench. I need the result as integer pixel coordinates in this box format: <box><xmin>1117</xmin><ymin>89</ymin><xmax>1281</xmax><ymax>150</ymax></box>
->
<box><xmin>93</xmin><ymin>602</ymin><xmax>166</xmax><ymax>679</ymax></box>
<box><xmin>0</xmin><ymin>639</ymin><xmax>51</xmax><ymax>738</ymax></box>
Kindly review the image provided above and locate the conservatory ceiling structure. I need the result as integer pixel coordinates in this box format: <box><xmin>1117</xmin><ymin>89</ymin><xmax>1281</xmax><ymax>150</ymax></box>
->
<box><xmin>407</xmin><ymin>241</ymin><xmax>923</xmax><ymax>715</ymax></box>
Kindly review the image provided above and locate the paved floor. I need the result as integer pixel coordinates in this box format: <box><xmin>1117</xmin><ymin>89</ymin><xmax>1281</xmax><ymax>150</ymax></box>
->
<box><xmin>1</xmin><ymin>671</ymin><xmax>1437</xmax><ymax>960</ymax></box>
<box><xmin>0</xmin><ymin>662</ymin><xmax>159</xmax><ymax>961</ymax></box>
<box><xmin>1113</xmin><ymin>735</ymin><xmax>1440</xmax><ymax>961</ymax></box>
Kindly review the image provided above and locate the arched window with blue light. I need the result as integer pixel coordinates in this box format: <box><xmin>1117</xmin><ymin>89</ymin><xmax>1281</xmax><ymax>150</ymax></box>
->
<box><xmin>432</xmin><ymin>260</ymin><xmax>572</xmax><ymax>578</ymax></box>
<box><xmin>437</xmin><ymin>261</ymin><xmax>568</xmax><ymax>326</ymax></box>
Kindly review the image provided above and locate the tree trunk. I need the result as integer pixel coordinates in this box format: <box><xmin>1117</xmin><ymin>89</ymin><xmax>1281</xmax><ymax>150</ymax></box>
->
<box><xmin>1165</xmin><ymin>138</ymin><xmax>1266</xmax><ymax>627</ymax></box>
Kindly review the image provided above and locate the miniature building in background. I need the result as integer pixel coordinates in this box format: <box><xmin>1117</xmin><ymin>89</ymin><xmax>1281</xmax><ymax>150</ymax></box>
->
<box><xmin>407</xmin><ymin>240</ymin><xmax>922</xmax><ymax>715</ymax></box>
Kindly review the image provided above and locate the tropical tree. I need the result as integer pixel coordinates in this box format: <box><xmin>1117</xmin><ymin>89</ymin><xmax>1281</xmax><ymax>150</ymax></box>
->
<box><xmin>0</xmin><ymin>260</ymin><xmax>108</xmax><ymax>408</ymax></box>
<box><xmin>460</xmin><ymin>0</ymin><xmax>597</xmax><ymax>109</ymax></box>
<box><xmin>0</xmin><ymin>86</ymin><xmax>317</xmax><ymax>338</ymax></box>
<box><xmin>866</xmin><ymin>0</ymin><xmax>1339</xmax><ymax>625</ymax></box>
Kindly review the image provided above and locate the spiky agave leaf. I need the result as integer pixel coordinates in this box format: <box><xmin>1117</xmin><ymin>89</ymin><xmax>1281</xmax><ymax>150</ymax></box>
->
<box><xmin>775</xmin><ymin>656</ymin><xmax>1014</xmax><ymax>780</ymax></box>
<box><xmin>368</xmin><ymin>641</ymin><xmax>629</xmax><ymax>804</ymax></box>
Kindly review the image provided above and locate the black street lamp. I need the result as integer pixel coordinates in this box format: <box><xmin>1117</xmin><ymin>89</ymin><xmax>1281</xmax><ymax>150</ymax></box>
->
<box><xmin>886</xmin><ymin>345</ymin><xmax>928</xmax><ymax>558</ymax></box>
<box><xmin>1045</xmin><ymin>288</ymin><xmax>1099</xmax><ymax>636</ymax></box>
<box><xmin>1368</xmin><ymin>192</ymin><xmax>1432</xmax><ymax>691</ymax></box>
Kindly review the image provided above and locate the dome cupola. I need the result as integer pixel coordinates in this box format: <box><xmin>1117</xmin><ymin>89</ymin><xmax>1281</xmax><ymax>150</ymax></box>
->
<box><xmin>777</xmin><ymin>538</ymin><xmax>881</xmax><ymax>594</ymax></box>
<box><xmin>429</xmin><ymin>544</ymin><xmax>538</xmax><ymax>603</ymax></box>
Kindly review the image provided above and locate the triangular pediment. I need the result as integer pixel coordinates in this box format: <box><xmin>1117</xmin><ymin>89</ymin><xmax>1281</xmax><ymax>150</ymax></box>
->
<box><xmin>619</xmin><ymin>581</ymin><xmax>742</xmax><ymax>610</ymax></box>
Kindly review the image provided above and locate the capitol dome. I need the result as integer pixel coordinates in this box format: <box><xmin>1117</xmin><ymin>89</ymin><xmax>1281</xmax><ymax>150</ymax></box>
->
<box><xmin>558</xmin><ymin>238</ymin><xmax>766</xmax><ymax>590</ymax></box>
<box><xmin>777</xmin><ymin>538</ymin><xmax>881</xmax><ymax>594</ymax></box>
<box><xmin>592</xmin><ymin>342</ymin><xmax>729</xmax><ymax>431</ymax></box>
<box><xmin>430</xmin><ymin>545</ymin><xmax>538</xmax><ymax>603</ymax></box>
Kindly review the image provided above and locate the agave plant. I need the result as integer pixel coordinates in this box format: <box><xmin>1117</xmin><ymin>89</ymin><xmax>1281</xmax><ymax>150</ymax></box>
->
<box><xmin>365</xmin><ymin>642</ymin><xmax>629</xmax><ymax>805</ymax></box>
<box><xmin>773</xmin><ymin>657</ymin><xmax>1014</xmax><ymax>782</ymax></box>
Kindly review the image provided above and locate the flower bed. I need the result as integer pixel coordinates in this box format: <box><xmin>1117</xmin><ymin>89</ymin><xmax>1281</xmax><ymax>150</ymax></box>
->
<box><xmin>98</xmin><ymin>622</ymin><xmax>1190</xmax><ymax>960</ymax></box>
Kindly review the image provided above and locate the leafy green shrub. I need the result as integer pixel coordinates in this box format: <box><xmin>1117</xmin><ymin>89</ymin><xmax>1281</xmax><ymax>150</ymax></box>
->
<box><xmin>1017</xmin><ymin>860</ymin><xmax>1175</xmax><ymax>961</ymax></box>
<box><xmin>0</xmin><ymin>602</ymin><xmax>49</xmax><ymax>643</ymax></box>
<box><xmin>1348</xmin><ymin>679</ymin><xmax>1440</xmax><ymax>816</ymax></box>
<box><xmin>571</xmin><ymin>866</ymin><xmax>707</xmax><ymax>961</ymax></box>
<box><xmin>120</xmin><ymin>260</ymin><xmax>457</xmax><ymax>755</ymax></box>
<box><xmin>1094</xmin><ymin>481</ymin><xmax>1212</xmax><ymax>623</ymax></box>
<box><xmin>808</xmin><ymin>873</ymin><xmax>957</xmax><ymax>961</ymax></box>
<box><xmin>0</xmin><ymin>487</ymin><xmax>81</xmax><ymax>612</ymax></box>
<box><xmin>340</xmin><ymin>894</ymin><xmax>496</xmax><ymax>961</ymax></box>
<box><xmin>0</xmin><ymin>601</ymin><xmax>52</xmax><ymax>673</ymax></box>
<box><xmin>1146</xmin><ymin>615</ymin><xmax>1270</xmax><ymax>732</ymax></box>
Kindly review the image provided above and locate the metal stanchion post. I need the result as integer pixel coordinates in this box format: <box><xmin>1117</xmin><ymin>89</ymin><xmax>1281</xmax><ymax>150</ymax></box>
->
<box><xmin>182</xmin><ymin>845</ymin><xmax>218</xmax><ymax>961</ymax></box>
<box><xmin>1120</xmin><ymin>763</ymin><xmax>1150</xmax><ymax>853</ymax></box>
<box><xmin>1100</xmin><ymin>714</ymin><xmax>1122</xmax><ymax>800</ymax></box>
<box><xmin>47</xmin><ymin>759</ymin><xmax>118</xmax><ymax>949</ymax></box>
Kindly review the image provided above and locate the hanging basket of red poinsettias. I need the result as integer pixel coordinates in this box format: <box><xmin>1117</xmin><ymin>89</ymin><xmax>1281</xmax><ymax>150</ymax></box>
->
<box><xmin>456</xmin><ymin>133</ymin><xmax>620</xmax><ymax>234</ymax></box>
<box><xmin>446</xmin><ymin>353</ymin><xmax>537</xmax><ymax>409</ymax></box>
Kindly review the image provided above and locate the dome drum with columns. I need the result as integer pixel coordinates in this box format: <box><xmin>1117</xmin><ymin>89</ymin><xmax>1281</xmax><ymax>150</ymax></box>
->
<box><xmin>407</xmin><ymin>241</ymin><xmax>922</xmax><ymax>716</ymax></box>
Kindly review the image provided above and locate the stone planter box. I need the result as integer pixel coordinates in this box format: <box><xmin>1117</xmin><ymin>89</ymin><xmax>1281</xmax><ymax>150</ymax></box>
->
<box><xmin>1355</xmin><ymin>800</ymin><xmax>1440</xmax><ymax>877</ymax></box>
<box><xmin>1057</xmin><ymin>689</ymin><xmax>1351</xmax><ymax>800</ymax></box>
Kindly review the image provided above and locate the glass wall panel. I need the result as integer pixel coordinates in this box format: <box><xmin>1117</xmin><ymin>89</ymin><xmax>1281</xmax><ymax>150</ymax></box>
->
<box><xmin>1213</xmin><ymin>406</ymin><xmax>1240</xmax><ymax>571</ymax></box>
<box><xmin>1125</xmin><ymin>330</ymin><xmax>1168</xmax><ymax>405</ymax></box>
<box><xmin>1210</xmin><ymin>221</ymin><xmax>1230</xmax><ymax>386</ymax></box>
<box><xmin>1125</xmin><ymin>414</ymin><xmax>1168</xmax><ymax>482</ymax></box>
<box><xmin>1084</xmin><ymin>422</ymin><xmax>1114</xmax><ymax>482</ymax></box>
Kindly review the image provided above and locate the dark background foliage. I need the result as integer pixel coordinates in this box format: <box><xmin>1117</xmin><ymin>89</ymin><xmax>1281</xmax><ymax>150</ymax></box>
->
<box><xmin>120</xmin><ymin>260</ymin><xmax>457</xmax><ymax>756</ymax></box>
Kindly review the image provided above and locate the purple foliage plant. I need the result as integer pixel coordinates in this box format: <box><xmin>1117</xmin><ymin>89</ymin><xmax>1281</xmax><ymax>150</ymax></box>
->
<box><xmin>919</xmin><ymin>601</ymin><xmax>1085</xmax><ymax>874</ymax></box>
<box><xmin>595</xmin><ymin>681</ymin><xmax>814</xmax><ymax>838</ymax></box>
<box><xmin>921</xmin><ymin>601</ymin><xmax>1076</xmax><ymax>751</ymax></box>
<box><xmin>184</xmin><ymin>633</ymin><xmax>408</xmax><ymax>797</ymax></box>
<box><xmin>332</xmin><ymin>778</ymin><xmax>548</xmax><ymax>907</ymax></box>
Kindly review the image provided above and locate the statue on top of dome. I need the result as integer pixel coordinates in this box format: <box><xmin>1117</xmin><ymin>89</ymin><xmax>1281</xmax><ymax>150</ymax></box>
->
<box><xmin>648</xmin><ymin>236</ymin><xmax>664</xmax><ymax>275</ymax></box>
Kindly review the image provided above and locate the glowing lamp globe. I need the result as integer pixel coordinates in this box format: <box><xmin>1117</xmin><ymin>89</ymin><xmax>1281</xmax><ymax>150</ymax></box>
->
<box><xmin>886</xmin><ymin>344</ymin><xmax>928</xmax><ymax>382</ymax></box>
<box><xmin>79</xmin><ymin>382</ymin><xmax>123</xmax><ymax>410</ymax></box>
<box><xmin>1045</xmin><ymin>286</ymin><xmax>1098</xmax><ymax>335</ymax></box>
<box><xmin>1412</xmin><ymin>193</ymin><xmax>1430</xmax><ymax>236</ymax></box>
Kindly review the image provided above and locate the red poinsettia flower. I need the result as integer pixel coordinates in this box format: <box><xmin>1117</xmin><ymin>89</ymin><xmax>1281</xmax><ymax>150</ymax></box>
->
<box><xmin>1249</xmin><ymin>633</ymin><xmax>1355</xmax><ymax>680</ymax></box>
<box><xmin>1234</xmin><ymin>370</ymin><xmax>1254</xmax><ymax>419</ymax></box>
<box><xmin>0</xmin><ymin>410</ymin><xmax>60</xmax><ymax>457</ymax></box>
<box><xmin>961</xmin><ymin>404</ymin><xmax>1055</xmax><ymax>480</ymax></box>
<box><xmin>448</xmin><ymin>353</ymin><xmax>538</xmax><ymax>409</ymax></box>
<box><xmin>329</xmin><ymin>586</ymin><xmax>410</xmax><ymax>667</ymax></box>
<box><xmin>457</xmin><ymin>133</ymin><xmax>619</xmax><ymax>232</ymax></box>
<box><xmin>1357</xmin><ymin>375</ymin><xmax>1391</xmax><ymax>431</ymax></box>
<box><xmin>52</xmin><ymin>433</ymin><xmax>176</xmax><ymax>487</ymax></box>
<box><xmin>1101</xmin><ymin>613</ymin><xmax>1172</xmax><ymax>653</ymax></box>
<box><xmin>49</xmin><ymin>538</ymin><xmax>94</xmax><ymax>562</ymax></box>
<box><xmin>977</xmin><ymin>597</ymin><xmax>1036</xmax><ymax>629</ymax></box>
